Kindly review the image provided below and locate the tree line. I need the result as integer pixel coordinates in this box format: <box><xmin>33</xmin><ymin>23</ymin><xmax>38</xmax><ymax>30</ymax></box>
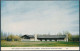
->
<box><xmin>1</xmin><ymin>32</ymin><xmax>21</xmax><ymax>41</ymax></box>
<box><xmin>57</xmin><ymin>31</ymin><xmax>79</xmax><ymax>42</ymax></box>
<box><xmin>1</xmin><ymin>31</ymin><xmax>79</xmax><ymax>42</ymax></box>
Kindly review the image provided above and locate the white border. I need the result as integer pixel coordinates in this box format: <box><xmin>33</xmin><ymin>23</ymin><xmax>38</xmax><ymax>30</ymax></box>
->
<box><xmin>1</xmin><ymin>47</ymin><xmax>79</xmax><ymax>50</ymax></box>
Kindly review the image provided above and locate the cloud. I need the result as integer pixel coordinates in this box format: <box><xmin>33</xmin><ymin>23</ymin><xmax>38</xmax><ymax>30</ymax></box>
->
<box><xmin>1</xmin><ymin>1</ymin><xmax>79</xmax><ymax>35</ymax></box>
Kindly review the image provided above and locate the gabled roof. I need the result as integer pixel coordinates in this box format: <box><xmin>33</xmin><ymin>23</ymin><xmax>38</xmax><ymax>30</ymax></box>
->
<box><xmin>21</xmin><ymin>35</ymin><xmax>34</xmax><ymax>38</ymax></box>
<box><xmin>27</xmin><ymin>35</ymin><xmax>34</xmax><ymax>38</ymax></box>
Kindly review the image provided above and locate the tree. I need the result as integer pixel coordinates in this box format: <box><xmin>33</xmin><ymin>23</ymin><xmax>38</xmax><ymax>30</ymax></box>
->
<box><xmin>1</xmin><ymin>31</ymin><xmax>7</xmax><ymax>40</ymax></box>
<box><xmin>68</xmin><ymin>33</ymin><xmax>72</xmax><ymax>41</ymax></box>
<box><xmin>7</xmin><ymin>35</ymin><xmax>21</xmax><ymax>41</ymax></box>
<box><xmin>63</xmin><ymin>31</ymin><xmax>72</xmax><ymax>41</ymax></box>
<box><xmin>72</xmin><ymin>35</ymin><xmax>79</xmax><ymax>42</ymax></box>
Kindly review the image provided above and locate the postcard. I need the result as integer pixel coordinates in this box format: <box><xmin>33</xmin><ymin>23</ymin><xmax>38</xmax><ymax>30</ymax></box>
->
<box><xmin>1</xmin><ymin>0</ymin><xmax>79</xmax><ymax>51</ymax></box>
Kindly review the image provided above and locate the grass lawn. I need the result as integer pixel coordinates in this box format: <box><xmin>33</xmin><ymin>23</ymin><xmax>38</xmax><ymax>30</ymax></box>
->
<box><xmin>1</xmin><ymin>41</ymin><xmax>79</xmax><ymax>47</ymax></box>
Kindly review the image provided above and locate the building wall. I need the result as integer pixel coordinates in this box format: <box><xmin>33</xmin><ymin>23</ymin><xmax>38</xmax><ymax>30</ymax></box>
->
<box><xmin>21</xmin><ymin>39</ymin><xmax>30</xmax><ymax>41</ymax></box>
<box><xmin>30</xmin><ymin>38</ymin><xmax>35</xmax><ymax>41</ymax></box>
<box><xmin>21</xmin><ymin>38</ymin><xmax>66</xmax><ymax>41</ymax></box>
<box><xmin>57</xmin><ymin>39</ymin><xmax>65</xmax><ymax>41</ymax></box>
<box><xmin>37</xmin><ymin>38</ymin><xmax>66</xmax><ymax>41</ymax></box>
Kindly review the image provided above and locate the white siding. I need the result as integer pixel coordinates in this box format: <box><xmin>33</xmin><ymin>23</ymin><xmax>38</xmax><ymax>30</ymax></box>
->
<box><xmin>30</xmin><ymin>38</ymin><xmax>35</xmax><ymax>41</ymax></box>
<box><xmin>21</xmin><ymin>39</ymin><xmax>30</xmax><ymax>41</ymax></box>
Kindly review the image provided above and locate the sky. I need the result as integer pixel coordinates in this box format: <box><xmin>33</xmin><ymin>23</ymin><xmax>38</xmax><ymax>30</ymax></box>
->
<box><xmin>1</xmin><ymin>1</ymin><xmax>79</xmax><ymax>35</ymax></box>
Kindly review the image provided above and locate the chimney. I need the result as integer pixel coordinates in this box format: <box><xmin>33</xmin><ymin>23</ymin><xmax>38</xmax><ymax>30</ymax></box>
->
<box><xmin>66</xmin><ymin>34</ymin><xmax>68</xmax><ymax>42</ymax></box>
<box><xmin>34</xmin><ymin>34</ymin><xmax>37</xmax><ymax>41</ymax></box>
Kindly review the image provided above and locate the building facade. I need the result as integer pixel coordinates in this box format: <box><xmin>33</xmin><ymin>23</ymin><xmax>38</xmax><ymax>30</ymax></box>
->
<box><xmin>21</xmin><ymin>34</ymin><xmax>68</xmax><ymax>42</ymax></box>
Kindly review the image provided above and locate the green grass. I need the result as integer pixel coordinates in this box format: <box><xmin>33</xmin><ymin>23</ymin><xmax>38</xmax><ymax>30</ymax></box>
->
<box><xmin>1</xmin><ymin>41</ymin><xmax>79</xmax><ymax>47</ymax></box>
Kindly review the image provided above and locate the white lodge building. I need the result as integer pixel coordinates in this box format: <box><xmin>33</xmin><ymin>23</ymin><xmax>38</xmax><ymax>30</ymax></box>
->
<box><xmin>21</xmin><ymin>34</ymin><xmax>68</xmax><ymax>42</ymax></box>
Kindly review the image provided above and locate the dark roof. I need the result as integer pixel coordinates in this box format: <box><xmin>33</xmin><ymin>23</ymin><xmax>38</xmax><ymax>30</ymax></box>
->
<box><xmin>37</xmin><ymin>35</ymin><xmax>66</xmax><ymax>38</ymax></box>
<box><xmin>27</xmin><ymin>35</ymin><xmax>34</xmax><ymax>38</ymax></box>
<box><xmin>22</xmin><ymin>35</ymin><xmax>66</xmax><ymax>38</ymax></box>
<box><xmin>21</xmin><ymin>35</ymin><xmax>34</xmax><ymax>38</ymax></box>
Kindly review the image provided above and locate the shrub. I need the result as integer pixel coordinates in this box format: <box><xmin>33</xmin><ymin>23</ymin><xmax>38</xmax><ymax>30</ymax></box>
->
<box><xmin>7</xmin><ymin>35</ymin><xmax>21</xmax><ymax>41</ymax></box>
<box><xmin>72</xmin><ymin>35</ymin><xmax>79</xmax><ymax>42</ymax></box>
